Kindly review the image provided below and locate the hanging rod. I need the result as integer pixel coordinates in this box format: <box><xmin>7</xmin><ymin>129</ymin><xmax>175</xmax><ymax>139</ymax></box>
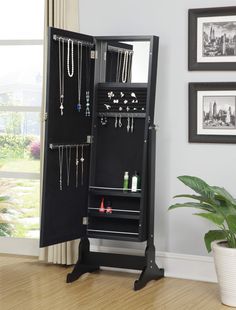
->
<box><xmin>98</xmin><ymin>112</ymin><xmax>146</xmax><ymax>118</ymax></box>
<box><xmin>107</xmin><ymin>45</ymin><xmax>134</xmax><ymax>54</ymax></box>
<box><xmin>53</xmin><ymin>34</ymin><xmax>95</xmax><ymax>47</ymax></box>
<box><xmin>49</xmin><ymin>143</ymin><xmax>90</xmax><ymax>150</ymax></box>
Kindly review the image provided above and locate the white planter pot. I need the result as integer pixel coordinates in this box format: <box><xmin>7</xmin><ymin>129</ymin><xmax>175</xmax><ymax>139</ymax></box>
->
<box><xmin>212</xmin><ymin>240</ymin><xmax>236</xmax><ymax>307</ymax></box>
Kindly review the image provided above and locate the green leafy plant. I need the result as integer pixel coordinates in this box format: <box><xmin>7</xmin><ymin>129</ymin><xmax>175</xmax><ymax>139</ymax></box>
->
<box><xmin>168</xmin><ymin>176</ymin><xmax>236</xmax><ymax>252</ymax></box>
<box><xmin>0</xmin><ymin>194</ymin><xmax>15</xmax><ymax>236</ymax></box>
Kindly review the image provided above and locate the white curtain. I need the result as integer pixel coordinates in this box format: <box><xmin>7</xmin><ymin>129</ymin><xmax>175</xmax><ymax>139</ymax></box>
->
<box><xmin>39</xmin><ymin>0</ymin><xmax>80</xmax><ymax>265</ymax></box>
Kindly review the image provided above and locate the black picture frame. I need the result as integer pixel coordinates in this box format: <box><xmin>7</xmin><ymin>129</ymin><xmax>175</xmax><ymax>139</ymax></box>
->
<box><xmin>189</xmin><ymin>6</ymin><xmax>236</xmax><ymax>71</ymax></box>
<box><xmin>189</xmin><ymin>82</ymin><xmax>236</xmax><ymax>143</ymax></box>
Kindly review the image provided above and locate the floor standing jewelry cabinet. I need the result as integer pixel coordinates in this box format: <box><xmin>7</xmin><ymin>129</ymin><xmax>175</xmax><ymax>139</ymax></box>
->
<box><xmin>40</xmin><ymin>27</ymin><xmax>164</xmax><ymax>290</ymax></box>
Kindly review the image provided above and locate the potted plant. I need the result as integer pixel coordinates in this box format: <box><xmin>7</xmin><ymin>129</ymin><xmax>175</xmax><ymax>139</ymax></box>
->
<box><xmin>169</xmin><ymin>176</ymin><xmax>236</xmax><ymax>307</ymax></box>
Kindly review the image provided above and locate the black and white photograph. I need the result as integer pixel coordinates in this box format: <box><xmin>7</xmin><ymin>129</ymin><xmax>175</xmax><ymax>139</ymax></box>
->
<box><xmin>189</xmin><ymin>83</ymin><xmax>236</xmax><ymax>143</ymax></box>
<box><xmin>202</xmin><ymin>96</ymin><xmax>236</xmax><ymax>129</ymax></box>
<box><xmin>202</xmin><ymin>21</ymin><xmax>236</xmax><ymax>58</ymax></box>
<box><xmin>189</xmin><ymin>7</ymin><xmax>236</xmax><ymax>70</ymax></box>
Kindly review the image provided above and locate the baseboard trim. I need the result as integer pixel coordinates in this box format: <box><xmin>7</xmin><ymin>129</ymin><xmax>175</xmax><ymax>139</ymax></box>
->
<box><xmin>0</xmin><ymin>240</ymin><xmax>217</xmax><ymax>283</ymax></box>
<box><xmin>0</xmin><ymin>237</ymin><xmax>39</xmax><ymax>256</ymax></box>
<box><xmin>90</xmin><ymin>245</ymin><xmax>217</xmax><ymax>283</ymax></box>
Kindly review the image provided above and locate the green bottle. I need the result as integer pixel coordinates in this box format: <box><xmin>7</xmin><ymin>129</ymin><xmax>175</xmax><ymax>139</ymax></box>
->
<box><xmin>123</xmin><ymin>171</ymin><xmax>129</xmax><ymax>191</ymax></box>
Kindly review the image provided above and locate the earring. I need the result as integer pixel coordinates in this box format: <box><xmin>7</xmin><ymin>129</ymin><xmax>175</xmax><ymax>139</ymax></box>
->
<box><xmin>101</xmin><ymin>115</ymin><xmax>108</xmax><ymax>126</ymax></box>
<box><xmin>115</xmin><ymin>116</ymin><xmax>118</xmax><ymax>128</ymax></box>
<box><xmin>119</xmin><ymin>115</ymin><xmax>122</xmax><ymax>128</ymax></box>
<box><xmin>131</xmin><ymin>116</ymin><xmax>134</xmax><ymax>133</ymax></box>
<box><xmin>127</xmin><ymin>116</ymin><xmax>130</xmax><ymax>133</ymax></box>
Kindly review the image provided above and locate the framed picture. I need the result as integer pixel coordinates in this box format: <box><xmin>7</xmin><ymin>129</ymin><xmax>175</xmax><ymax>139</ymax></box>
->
<box><xmin>189</xmin><ymin>82</ymin><xmax>236</xmax><ymax>143</ymax></box>
<box><xmin>189</xmin><ymin>7</ymin><xmax>236</xmax><ymax>70</ymax></box>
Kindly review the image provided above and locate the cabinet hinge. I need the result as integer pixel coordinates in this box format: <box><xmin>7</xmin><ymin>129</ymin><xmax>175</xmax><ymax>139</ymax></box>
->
<box><xmin>44</xmin><ymin>113</ymin><xmax>48</xmax><ymax>121</ymax></box>
<box><xmin>91</xmin><ymin>50</ymin><xmax>98</xmax><ymax>59</ymax></box>
<box><xmin>87</xmin><ymin>135</ymin><xmax>93</xmax><ymax>144</ymax></box>
<box><xmin>83</xmin><ymin>217</ymin><xmax>88</xmax><ymax>225</ymax></box>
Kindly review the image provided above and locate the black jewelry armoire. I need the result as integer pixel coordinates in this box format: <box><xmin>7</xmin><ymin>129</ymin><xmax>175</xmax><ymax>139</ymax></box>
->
<box><xmin>40</xmin><ymin>27</ymin><xmax>164</xmax><ymax>290</ymax></box>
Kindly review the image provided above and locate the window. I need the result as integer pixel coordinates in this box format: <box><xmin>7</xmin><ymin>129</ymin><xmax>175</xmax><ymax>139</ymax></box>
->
<box><xmin>0</xmin><ymin>0</ymin><xmax>44</xmax><ymax>238</ymax></box>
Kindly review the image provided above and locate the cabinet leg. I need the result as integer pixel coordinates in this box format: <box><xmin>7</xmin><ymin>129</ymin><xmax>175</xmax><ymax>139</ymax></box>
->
<box><xmin>134</xmin><ymin>264</ymin><xmax>164</xmax><ymax>291</ymax></box>
<box><xmin>66</xmin><ymin>237</ymin><xmax>100</xmax><ymax>283</ymax></box>
<box><xmin>67</xmin><ymin>263</ymin><xmax>100</xmax><ymax>283</ymax></box>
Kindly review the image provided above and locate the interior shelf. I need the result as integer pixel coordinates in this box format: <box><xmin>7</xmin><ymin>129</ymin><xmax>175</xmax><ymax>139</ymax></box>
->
<box><xmin>87</xmin><ymin>230</ymin><xmax>140</xmax><ymax>242</ymax></box>
<box><xmin>89</xmin><ymin>187</ymin><xmax>141</xmax><ymax>198</ymax></box>
<box><xmin>88</xmin><ymin>209</ymin><xmax>140</xmax><ymax>220</ymax></box>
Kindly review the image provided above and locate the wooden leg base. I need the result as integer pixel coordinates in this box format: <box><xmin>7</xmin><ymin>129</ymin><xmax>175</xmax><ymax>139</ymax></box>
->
<box><xmin>66</xmin><ymin>263</ymin><xmax>100</xmax><ymax>283</ymax></box>
<box><xmin>134</xmin><ymin>264</ymin><xmax>164</xmax><ymax>291</ymax></box>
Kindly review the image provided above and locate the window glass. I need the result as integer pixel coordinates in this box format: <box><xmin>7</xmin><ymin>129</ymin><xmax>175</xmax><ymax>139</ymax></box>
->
<box><xmin>0</xmin><ymin>45</ymin><xmax>43</xmax><ymax>107</ymax></box>
<box><xmin>0</xmin><ymin>0</ymin><xmax>44</xmax><ymax>40</ymax></box>
<box><xmin>0</xmin><ymin>112</ymin><xmax>40</xmax><ymax>173</ymax></box>
<box><xmin>0</xmin><ymin>178</ymin><xmax>40</xmax><ymax>238</ymax></box>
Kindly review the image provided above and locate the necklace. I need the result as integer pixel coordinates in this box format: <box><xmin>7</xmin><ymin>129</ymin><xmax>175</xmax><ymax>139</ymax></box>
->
<box><xmin>58</xmin><ymin>146</ymin><xmax>64</xmax><ymax>190</ymax></box>
<box><xmin>77</xmin><ymin>42</ymin><xmax>83</xmax><ymax>112</ymax></box>
<box><xmin>65</xmin><ymin>146</ymin><xmax>71</xmax><ymax>187</ymax></box>
<box><xmin>58</xmin><ymin>37</ymin><xmax>65</xmax><ymax>116</ymax></box>
<box><xmin>75</xmin><ymin>145</ymin><xmax>79</xmax><ymax>188</ymax></box>
<box><xmin>67</xmin><ymin>39</ymin><xmax>74</xmax><ymax>77</ymax></box>
<box><xmin>122</xmin><ymin>50</ymin><xmax>129</xmax><ymax>83</ymax></box>
<box><xmin>116</xmin><ymin>50</ymin><xmax>122</xmax><ymax>82</ymax></box>
<box><xmin>80</xmin><ymin>145</ymin><xmax>85</xmax><ymax>186</ymax></box>
<box><xmin>127</xmin><ymin>52</ymin><xmax>132</xmax><ymax>82</ymax></box>
<box><xmin>85</xmin><ymin>45</ymin><xmax>91</xmax><ymax>117</ymax></box>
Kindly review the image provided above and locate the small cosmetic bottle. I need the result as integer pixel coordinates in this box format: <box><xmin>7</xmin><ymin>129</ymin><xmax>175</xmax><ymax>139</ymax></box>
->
<box><xmin>131</xmin><ymin>171</ymin><xmax>139</xmax><ymax>192</ymax></box>
<box><xmin>123</xmin><ymin>171</ymin><xmax>129</xmax><ymax>191</ymax></box>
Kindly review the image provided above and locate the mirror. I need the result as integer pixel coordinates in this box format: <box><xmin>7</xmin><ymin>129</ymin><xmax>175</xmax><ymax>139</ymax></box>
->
<box><xmin>106</xmin><ymin>41</ymin><xmax>150</xmax><ymax>83</ymax></box>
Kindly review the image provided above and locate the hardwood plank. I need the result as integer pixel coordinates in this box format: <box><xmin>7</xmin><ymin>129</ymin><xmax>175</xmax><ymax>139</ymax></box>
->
<box><xmin>0</xmin><ymin>255</ymin><xmax>230</xmax><ymax>310</ymax></box>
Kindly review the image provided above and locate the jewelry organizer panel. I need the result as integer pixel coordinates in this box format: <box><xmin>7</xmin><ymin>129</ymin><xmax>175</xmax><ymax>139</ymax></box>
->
<box><xmin>40</xmin><ymin>27</ymin><xmax>95</xmax><ymax>247</ymax></box>
<box><xmin>91</xmin><ymin>83</ymin><xmax>147</xmax><ymax>189</ymax></box>
<box><xmin>87</xmin><ymin>83</ymin><xmax>149</xmax><ymax>241</ymax></box>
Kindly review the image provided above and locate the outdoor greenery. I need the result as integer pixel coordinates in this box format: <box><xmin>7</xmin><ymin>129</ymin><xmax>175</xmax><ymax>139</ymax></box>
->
<box><xmin>0</xmin><ymin>188</ymin><xmax>16</xmax><ymax>237</ymax></box>
<box><xmin>0</xmin><ymin>134</ymin><xmax>39</xmax><ymax>160</ymax></box>
<box><xmin>0</xmin><ymin>132</ymin><xmax>40</xmax><ymax>238</ymax></box>
<box><xmin>0</xmin><ymin>179</ymin><xmax>39</xmax><ymax>238</ymax></box>
<box><xmin>168</xmin><ymin>176</ymin><xmax>236</xmax><ymax>252</ymax></box>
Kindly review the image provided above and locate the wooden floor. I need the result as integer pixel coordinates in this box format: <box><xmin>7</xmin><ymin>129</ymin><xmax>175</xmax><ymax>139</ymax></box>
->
<box><xmin>0</xmin><ymin>254</ymin><xmax>231</xmax><ymax>310</ymax></box>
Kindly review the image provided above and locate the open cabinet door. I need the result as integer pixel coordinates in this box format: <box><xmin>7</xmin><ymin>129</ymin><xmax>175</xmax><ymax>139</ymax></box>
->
<box><xmin>40</xmin><ymin>28</ymin><xmax>95</xmax><ymax>247</ymax></box>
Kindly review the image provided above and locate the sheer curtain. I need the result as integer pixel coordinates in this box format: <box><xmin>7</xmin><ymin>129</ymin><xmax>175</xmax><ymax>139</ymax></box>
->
<box><xmin>39</xmin><ymin>0</ymin><xmax>80</xmax><ymax>265</ymax></box>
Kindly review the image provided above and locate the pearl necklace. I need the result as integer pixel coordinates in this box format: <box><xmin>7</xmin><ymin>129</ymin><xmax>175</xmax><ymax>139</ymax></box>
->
<box><xmin>122</xmin><ymin>50</ymin><xmax>129</xmax><ymax>83</ymax></box>
<box><xmin>67</xmin><ymin>39</ymin><xmax>74</xmax><ymax>77</ymax></box>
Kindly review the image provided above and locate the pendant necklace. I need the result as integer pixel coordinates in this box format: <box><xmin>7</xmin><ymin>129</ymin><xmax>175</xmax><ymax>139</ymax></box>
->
<box><xmin>58</xmin><ymin>146</ymin><xmax>64</xmax><ymax>190</ymax></box>
<box><xmin>65</xmin><ymin>145</ymin><xmax>71</xmax><ymax>187</ymax></box>
<box><xmin>122</xmin><ymin>50</ymin><xmax>129</xmax><ymax>83</ymax></box>
<box><xmin>58</xmin><ymin>37</ymin><xmax>65</xmax><ymax>116</ymax></box>
<box><xmin>75</xmin><ymin>145</ymin><xmax>79</xmax><ymax>188</ymax></box>
<box><xmin>85</xmin><ymin>45</ymin><xmax>91</xmax><ymax>117</ymax></box>
<box><xmin>80</xmin><ymin>145</ymin><xmax>85</xmax><ymax>186</ymax></box>
<box><xmin>77</xmin><ymin>41</ymin><xmax>83</xmax><ymax>112</ymax></box>
<box><xmin>67</xmin><ymin>39</ymin><xmax>74</xmax><ymax>77</ymax></box>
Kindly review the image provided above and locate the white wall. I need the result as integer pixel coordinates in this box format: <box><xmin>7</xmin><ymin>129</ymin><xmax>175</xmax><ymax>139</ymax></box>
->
<box><xmin>79</xmin><ymin>0</ymin><xmax>236</xmax><ymax>257</ymax></box>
